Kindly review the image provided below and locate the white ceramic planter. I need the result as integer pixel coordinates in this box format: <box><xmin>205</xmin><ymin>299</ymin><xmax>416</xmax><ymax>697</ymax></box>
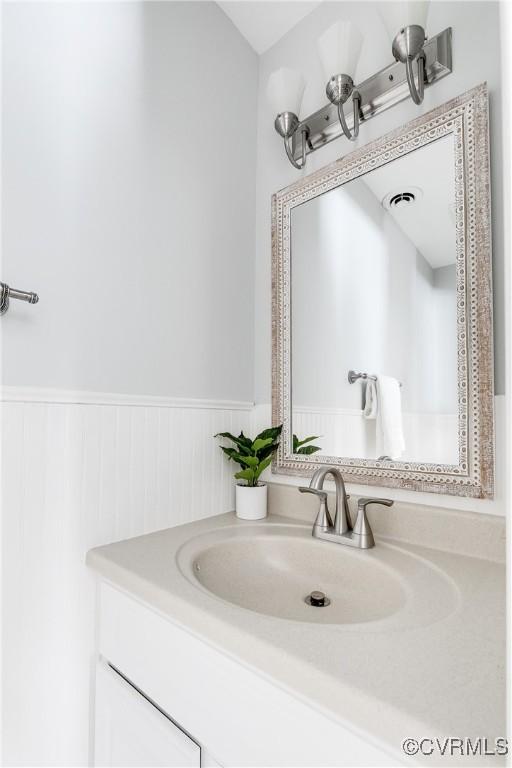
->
<box><xmin>235</xmin><ymin>483</ymin><xmax>268</xmax><ymax>520</ymax></box>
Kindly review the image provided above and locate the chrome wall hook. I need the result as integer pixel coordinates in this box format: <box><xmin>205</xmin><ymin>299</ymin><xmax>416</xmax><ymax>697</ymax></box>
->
<box><xmin>0</xmin><ymin>281</ymin><xmax>39</xmax><ymax>315</ymax></box>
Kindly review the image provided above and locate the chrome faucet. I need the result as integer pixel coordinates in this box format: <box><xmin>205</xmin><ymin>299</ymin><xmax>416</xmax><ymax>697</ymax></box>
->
<box><xmin>299</xmin><ymin>466</ymin><xmax>393</xmax><ymax>549</ymax></box>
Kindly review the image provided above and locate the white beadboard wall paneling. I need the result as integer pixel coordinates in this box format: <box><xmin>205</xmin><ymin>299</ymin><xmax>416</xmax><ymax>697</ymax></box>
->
<box><xmin>1</xmin><ymin>394</ymin><xmax>250</xmax><ymax>767</ymax></box>
<box><xmin>292</xmin><ymin>406</ymin><xmax>459</xmax><ymax>465</ymax></box>
<box><xmin>254</xmin><ymin>396</ymin><xmax>507</xmax><ymax>516</ymax></box>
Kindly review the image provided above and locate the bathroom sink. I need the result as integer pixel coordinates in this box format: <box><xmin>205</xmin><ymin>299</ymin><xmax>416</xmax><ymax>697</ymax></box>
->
<box><xmin>177</xmin><ymin>522</ymin><xmax>460</xmax><ymax>628</ymax></box>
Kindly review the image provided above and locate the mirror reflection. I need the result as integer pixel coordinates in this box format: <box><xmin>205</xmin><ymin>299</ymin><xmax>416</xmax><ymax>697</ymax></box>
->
<box><xmin>291</xmin><ymin>135</ymin><xmax>458</xmax><ymax>465</ymax></box>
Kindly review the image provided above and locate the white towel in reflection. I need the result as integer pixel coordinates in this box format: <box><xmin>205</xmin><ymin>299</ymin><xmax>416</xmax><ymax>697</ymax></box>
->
<box><xmin>376</xmin><ymin>375</ymin><xmax>405</xmax><ymax>460</ymax></box>
<box><xmin>363</xmin><ymin>380</ymin><xmax>378</xmax><ymax>419</ymax></box>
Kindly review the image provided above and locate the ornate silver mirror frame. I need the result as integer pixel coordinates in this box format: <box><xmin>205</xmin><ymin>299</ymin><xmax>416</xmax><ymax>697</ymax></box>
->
<box><xmin>272</xmin><ymin>83</ymin><xmax>494</xmax><ymax>498</ymax></box>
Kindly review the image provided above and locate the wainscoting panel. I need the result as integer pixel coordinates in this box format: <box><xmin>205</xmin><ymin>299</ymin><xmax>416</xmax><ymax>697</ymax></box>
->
<box><xmin>254</xmin><ymin>397</ymin><xmax>506</xmax><ymax>516</ymax></box>
<box><xmin>292</xmin><ymin>406</ymin><xmax>459</xmax><ymax>465</ymax></box>
<box><xmin>1</xmin><ymin>391</ymin><xmax>252</xmax><ymax>767</ymax></box>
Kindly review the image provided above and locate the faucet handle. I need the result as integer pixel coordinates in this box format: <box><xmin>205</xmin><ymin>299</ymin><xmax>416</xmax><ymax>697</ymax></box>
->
<box><xmin>298</xmin><ymin>487</ymin><xmax>333</xmax><ymax>532</ymax></box>
<box><xmin>299</xmin><ymin>487</ymin><xmax>327</xmax><ymax>500</ymax></box>
<box><xmin>299</xmin><ymin>487</ymin><xmax>351</xmax><ymax>502</ymax></box>
<box><xmin>352</xmin><ymin>498</ymin><xmax>394</xmax><ymax>546</ymax></box>
<box><xmin>357</xmin><ymin>497</ymin><xmax>394</xmax><ymax>511</ymax></box>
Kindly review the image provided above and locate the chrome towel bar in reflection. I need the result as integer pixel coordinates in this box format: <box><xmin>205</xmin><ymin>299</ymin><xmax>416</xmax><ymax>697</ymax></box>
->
<box><xmin>0</xmin><ymin>281</ymin><xmax>39</xmax><ymax>316</ymax></box>
<box><xmin>348</xmin><ymin>370</ymin><xmax>402</xmax><ymax>387</ymax></box>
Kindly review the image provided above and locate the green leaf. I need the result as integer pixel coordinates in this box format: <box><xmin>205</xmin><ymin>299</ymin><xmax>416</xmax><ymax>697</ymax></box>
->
<box><xmin>237</xmin><ymin>432</ymin><xmax>253</xmax><ymax>448</ymax></box>
<box><xmin>214</xmin><ymin>432</ymin><xmax>252</xmax><ymax>455</ymax></box>
<box><xmin>254</xmin><ymin>454</ymin><xmax>272</xmax><ymax>481</ymax></box>
<box><xmin>297</xmin><ymin>445</ymin><xmax>322</xmax><ymax>455</ymax></box>
<box><xmin>293</xmin><ymin>433</ymin><xmax>322</xmax><ymax>454</ymax></box>
<box><xmin>238</xmin><ymin>455</ymin><xmax>259</xmax><ymax>468</ymax></box>
<box><xmin>234</xmin><ymin>467</ymin><xmax>256</xmax><ymax>486</ymax></box>
<box><xmin>295</xmin><ymin>435</ymin><xmax>321</xmax><ymax>448</ymax></box>
<box><xmin>214</xmin><ymin>431</ymin><xmax>238</xmax><ymax>441</ymax></box>
<box><xmin>219</xmin><ymin>447</ymin><xmax>249</xmax><ymax>467</ymax></box>
<box><xmin>254</xmin><ymin>425</ymin><xmax>282</xmax><ymax>443</ymax></box>
<box><xmin>258</xmin><ymin>442</ymin><xmax>280</xmax><ymax>461</ymax></box>
<box><xmin>251</xmin><ymin>437</ymin><xmax>273</xmax><ymax>453</ymax></box>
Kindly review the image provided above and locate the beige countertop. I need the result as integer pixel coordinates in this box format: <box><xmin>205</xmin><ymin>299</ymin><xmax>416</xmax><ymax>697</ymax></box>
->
<box><xmin>87</xmin><ymin>507</ymin><xmax>506</xmax><ymax>766</ymax></box>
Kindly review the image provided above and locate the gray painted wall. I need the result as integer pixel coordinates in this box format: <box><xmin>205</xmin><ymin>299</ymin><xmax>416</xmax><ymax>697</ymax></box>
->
<box><xmin>291</xmin><ymin>180</ymin><xmax>458</xmax><ymax>414</ymax></box>
<box><xmin>2</xmin><ymin>2</ymin><xmax>258</xmax><ymax>401</ymax></box>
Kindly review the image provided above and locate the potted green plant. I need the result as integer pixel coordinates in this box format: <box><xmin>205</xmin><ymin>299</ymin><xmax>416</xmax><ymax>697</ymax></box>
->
<box><xmin>214</xmin><ymin>426</ymin><xmax>282</xmax><ymax>519</ymax></box>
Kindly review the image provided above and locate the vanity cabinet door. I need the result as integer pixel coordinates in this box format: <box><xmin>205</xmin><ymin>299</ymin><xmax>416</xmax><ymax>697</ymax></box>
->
<box><xmin>94</xmin><ymin>661</ymin><xmax>201</xmax><ymax>767</ymax></box>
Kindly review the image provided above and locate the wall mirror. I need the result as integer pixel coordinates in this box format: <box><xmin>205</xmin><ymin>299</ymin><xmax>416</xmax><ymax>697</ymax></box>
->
<box><xmin>272</xmin><ymin>83</ymin><xmax>494</xmax><ymax>498</ymax></box>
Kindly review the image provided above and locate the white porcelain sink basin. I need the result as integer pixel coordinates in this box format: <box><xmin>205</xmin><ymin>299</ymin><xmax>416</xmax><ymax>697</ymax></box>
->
<box><xmin>177</xmin><ymin>522</ymin><xmax>460</xmax><ymax>628</ymax></box>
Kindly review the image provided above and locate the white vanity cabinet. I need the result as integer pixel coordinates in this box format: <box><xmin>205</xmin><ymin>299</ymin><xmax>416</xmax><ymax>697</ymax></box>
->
<box><xmin>92</xmin><ymin>580</ymin><xmax>400</xmax><ymax>767</ymax></box>
<box><xmin>94</xmin><ymin>661</ymin><xmax>201</xmax><ymax>767</ymax></box>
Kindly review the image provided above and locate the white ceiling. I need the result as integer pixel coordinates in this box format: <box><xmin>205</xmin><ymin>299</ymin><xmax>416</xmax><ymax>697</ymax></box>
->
<box><xmin>363</xmin><ymin>135</ymin><xmax>456</xmax><ymax>269</ymax></box>
<box><xmin>217</xmin><ymin>1</ymin><xmax>321</xmax><ymax>54</ymax></box>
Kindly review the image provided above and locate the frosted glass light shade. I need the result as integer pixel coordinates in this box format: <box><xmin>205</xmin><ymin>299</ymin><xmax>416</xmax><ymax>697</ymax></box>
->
<box><xmin>381</xmin><ymin>1</ymin><xmax>430</xmax><ymax>42</ymax></box>
<box><xmin>317</xmin><ymin>20</ymin><xmax>363</xmax><ymax>81</ymax></box>
<box><xmin>267</xmin><ymin>67</ymin><xmax>305</xmax><ymax>117</ymax></box>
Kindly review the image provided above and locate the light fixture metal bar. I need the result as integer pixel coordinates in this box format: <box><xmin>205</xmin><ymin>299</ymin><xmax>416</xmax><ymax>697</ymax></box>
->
<box><xmin>292</xmin><ymin>27</ymin><xmax>452</xmax><ymax>160</ymax></box>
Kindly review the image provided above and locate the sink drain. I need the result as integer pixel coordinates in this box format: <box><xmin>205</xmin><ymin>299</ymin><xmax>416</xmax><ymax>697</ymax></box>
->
<box><xmin>305</xmin><ymin>590</ymin><xmax>331</xmax><ymax>607</ymax></box>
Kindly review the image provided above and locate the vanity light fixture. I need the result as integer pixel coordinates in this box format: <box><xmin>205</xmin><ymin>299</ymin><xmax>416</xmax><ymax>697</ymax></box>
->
<box><xmin>268</xmin><ymin>68</ymin><xmax>309</xmax><ymax>170</ymax></box>
<box><xmin>271</xmin><ymin>8</ymin><xmax>451</xmax><ymax>170</ymax></box>
<box><xmin>384</xmin><ymin>1</ymin><xmax>430</xmax><ymax>105</ymax></box>
<box><xmin>318</xmin><ymin>21</ymin><xmax>363</xmax><ymax>141</ymax></box>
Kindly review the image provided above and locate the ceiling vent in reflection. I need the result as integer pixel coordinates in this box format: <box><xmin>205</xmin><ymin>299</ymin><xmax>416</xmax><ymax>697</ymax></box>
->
<box><xmin>382</xmin><ymin>186</ymin><xmax>423</xmax><ymax>211</ymax></box>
